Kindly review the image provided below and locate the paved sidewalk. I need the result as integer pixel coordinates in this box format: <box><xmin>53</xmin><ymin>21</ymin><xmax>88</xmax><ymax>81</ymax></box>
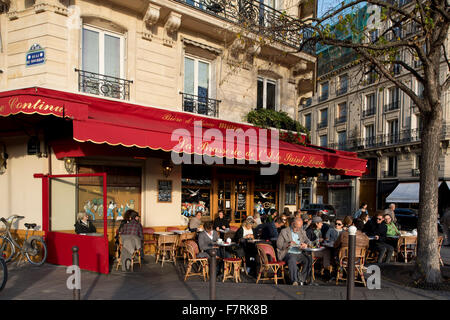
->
<box><xmin>1</xmin><ymin>256</ymin><xmax>449</xmax><ymax>300</ymax></box>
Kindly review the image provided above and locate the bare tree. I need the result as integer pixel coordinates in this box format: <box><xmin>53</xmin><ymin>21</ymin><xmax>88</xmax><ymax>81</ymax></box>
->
<box><xmin>236</xmin><ymin>0</ymin><xmax>449</xmax><ymax>285</ymax></box>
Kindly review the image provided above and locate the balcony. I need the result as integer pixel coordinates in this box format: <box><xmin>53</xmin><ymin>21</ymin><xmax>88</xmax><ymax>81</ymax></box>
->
<box><xmin>336</xmin><ymin>86</ymin><xmax>348</xmax><ymax>96</ymax></box>
<box><xmin>318</xmin><ymin>92</ymin><xmax>329</xmax><ymax>102</ymax></box>
<box><xmin>335</xmin><ymin>116</ymin><xmax>347</xmax><ymax>125</ymax></box>
<box><xmin>300</xmin><ymin>97</ymin><xmax>312</xmax><ymax>108</ymax></box>
<box><xmin>317</xmin><ymin>120</ymin><xmax>328</xmax><ymax>130</ymax></box>
<box><xmin>76</xmin><ymin>69</ymin><xmax>132</xmax><ymax>100</ymax></box>
<box><xmin>384</xmin><ymin>101</ymin><xmax>400</xmax><ymax>112</ymax></box>
<box><xmin>383</xmin><ymin>170</ymin><xmax>397</xmax><ymax>178</ymax></box>
<box><xmin>174</xmin><ymin>0</ymin><xmax>314</xmax><ymax>52</ymax></box>
<box><xmin>180</xmin><ymin>92</ymin><xmax>220</xmax><ymax>117</ymax></box>
<box><xmin>362</xmin><ymin>107</ymin><xmax>376</xmax><ymax>118</ymax></box>
<box><xmin>412</xmin><ymin>168</ymin><xmax>420</xmax><ymax>177</ymax></box>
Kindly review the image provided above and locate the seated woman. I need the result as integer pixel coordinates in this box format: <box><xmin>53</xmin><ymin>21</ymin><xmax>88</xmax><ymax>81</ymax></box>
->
<box><xmin>233</xmin><ymin>218</ymin><xmax>257</xmax><ymax>274</ymax></box>
<box><xmin>74</xmin><ymin>212</ymin><xmax>97</xmax><ymax>234</ymax></box>
<box><xmin>305</xmin><ymin>216</ymin><xmax>332</xmax><ymax>279</ymax></box>
<box><xmin>384</xmin><ymin>214</ymin><xmax>401</xmax><ymax>248</ymax></box>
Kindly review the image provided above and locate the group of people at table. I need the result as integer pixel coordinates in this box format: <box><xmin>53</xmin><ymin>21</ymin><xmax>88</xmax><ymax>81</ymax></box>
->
<box><xmin>188</xmin><ymin>203</ymin><xmax>413</xmax><ymax>286</ymax></box>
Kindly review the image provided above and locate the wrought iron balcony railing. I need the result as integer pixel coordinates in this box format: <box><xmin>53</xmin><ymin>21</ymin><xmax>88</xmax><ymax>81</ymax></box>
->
<box><xmin>180</xmin><ymin>92</ymin><xmax>220</xmax><ymax>117</ymax></box>
<box><xmin>317</xmin><ymin>120</ymin><xmax>328</xmax><ymax>129</ymax></box>
<box><xmin>336</xmin><ymin>86</ymin><xmax>348</xmax><ymax>96</ymax></box>
<box><xmin>174</xmin><ymin>0</ymin><xmax>314</xmax><ymax>53</ymax></box>
<box><xmin>300</xmin><ymin>97</ymin><xmax>312</xmax><ymax>108</ymax></box>
<box><xmin>335</xmin><ymin>116</ymin><xmax>347</xmax><ymax>125</ymax></box>
<box><xmin>318</xmin><ymin>92</ymin><xmax>329</xmax><ymax>102</ymax></box>
<box><xmin>383</xmin><ymin>170</ymin><xmax>397</xmax><ymax>178</ymax></box>
<box><xmin>75</xmin><ymin>69</ymin><xmax>132</xmax><ymax>100</ymax></box>
<box><xmin>384</xmin><ymin>100</ymin><xmax>400</xmax><ymax>112</ymax></box>
<box><xmin>362</xmin><ymin>107</ymin><xmax>376</xmax><ymax>118</ymax></box>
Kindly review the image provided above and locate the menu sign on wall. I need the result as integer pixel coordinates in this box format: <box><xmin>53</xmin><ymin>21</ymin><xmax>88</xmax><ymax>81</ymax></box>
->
<box><xmin>158</xmin><ymin>180</ymin><xmax>172</xmax><ymax>202</ymax></box>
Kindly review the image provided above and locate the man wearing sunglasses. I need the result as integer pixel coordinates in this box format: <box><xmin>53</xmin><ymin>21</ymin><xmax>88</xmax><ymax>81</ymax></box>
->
<box><xmin>365</xmin><ymin>212</ymin><xmax>395</xmax><ymax>264</ymax></box>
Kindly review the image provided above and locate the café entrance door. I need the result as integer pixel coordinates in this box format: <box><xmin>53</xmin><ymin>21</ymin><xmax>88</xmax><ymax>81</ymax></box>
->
<box><xmin>217</xmin><ymin>177</ymin><xmax>253</xmax><ymax>224</ymax></box>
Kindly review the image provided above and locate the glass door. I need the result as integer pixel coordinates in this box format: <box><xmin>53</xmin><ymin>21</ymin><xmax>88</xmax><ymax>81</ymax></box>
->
<box><xmin>217</xmin><ymin>177</ymin><xmax>251</xmax><ymax>224</ymax></box>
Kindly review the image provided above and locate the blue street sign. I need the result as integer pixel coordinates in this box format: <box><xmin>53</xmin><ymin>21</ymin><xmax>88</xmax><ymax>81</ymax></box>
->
<box><xmin>26</xmin><ymin>44</ymin><xmax>46</xmax><ymax>66</ymax></box>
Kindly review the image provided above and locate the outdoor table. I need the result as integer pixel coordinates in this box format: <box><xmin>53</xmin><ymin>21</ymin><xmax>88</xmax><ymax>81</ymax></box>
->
<box><xmin>322</xmin><ymin>240</ymin><xmax>335</xmax><ymax>248</ymax></box>
<box><xmin>154</xmin><ymin>231</ymin><xmax>175</xmax><ymax>236</ymax></box>
<box><xmin>172</xmin><ymin>230</ymin><xmax>188</xmax><ymax>235</ymax></box>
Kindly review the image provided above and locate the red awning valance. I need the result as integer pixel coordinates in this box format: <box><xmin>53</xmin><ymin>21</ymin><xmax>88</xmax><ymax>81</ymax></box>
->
<box><xmin>0</xmin><ymin>87</ymin><xmax>367</xmax><ymax>176</ymax></box>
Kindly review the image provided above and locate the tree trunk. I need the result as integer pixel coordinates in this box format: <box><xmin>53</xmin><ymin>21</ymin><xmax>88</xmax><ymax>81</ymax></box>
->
<box><xmin>415</xmin><ymin>108</ymin><xmax>442</xmax><ymax>284</ymax></box>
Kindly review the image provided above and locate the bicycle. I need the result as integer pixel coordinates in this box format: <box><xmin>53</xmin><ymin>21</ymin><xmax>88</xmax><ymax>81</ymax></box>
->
<box><xmin>0</xmin><ymin>215</ymin><xmax>47</xmax><ymax>266</ymax></box>
<box><xmin>0</xmin><ymin>256</ymin><xmax>6</xmax><ymax>291</ymax></box>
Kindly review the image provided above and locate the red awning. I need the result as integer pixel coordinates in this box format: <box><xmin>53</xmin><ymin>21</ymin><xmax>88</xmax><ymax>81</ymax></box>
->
<box><xmin>0</xmin><ymin>87</ymin><xmax>367</xmax><ymax>176</ymax></box>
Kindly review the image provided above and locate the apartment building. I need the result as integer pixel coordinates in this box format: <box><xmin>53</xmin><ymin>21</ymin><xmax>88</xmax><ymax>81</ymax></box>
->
<box><xmin>298</xmin><ymin>1</ymin><xmax>450</xmax><ymax>217</ymax></box>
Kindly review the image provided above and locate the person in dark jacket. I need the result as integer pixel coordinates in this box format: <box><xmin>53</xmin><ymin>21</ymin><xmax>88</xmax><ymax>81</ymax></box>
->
<box><xmin>75</xmin><ymin>212</ymin><xmax>97</xmax><ymax>234</ymax></box>
<box><xmin>353</xmin><ymin>212</ymin><xmax>369</xmax><ymax>231</ymax></box>
<box><xmin>365</xmin><ymin>212</ymin><xmax>394</xmax><ymax>264</ymax></box>
<box><xmin>260</xmin><ymin>217</ymin><xmax>285</xmax><ymax>246</ymax></box>
<box><xmin>213</xmin><ymin>210</ymin><xmax>230</xmax><ymax>232</ymax></box>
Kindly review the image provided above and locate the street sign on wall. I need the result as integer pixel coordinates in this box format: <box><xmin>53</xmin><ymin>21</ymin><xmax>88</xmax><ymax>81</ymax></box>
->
<box><xmin>26</xmin><ymin>44</ymin><xmax>46</xmax><ymax>67</ymax></box>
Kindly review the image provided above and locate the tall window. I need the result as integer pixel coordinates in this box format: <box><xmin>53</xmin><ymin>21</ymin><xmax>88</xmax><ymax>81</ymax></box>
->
<box><xmin>82</xmin><ymin>25</ymin><xmax>124</xmax><ymax>78</ymax></box>
<box><xmin>388</xmin><ymin>87</ymin><xmax>400</xmax><ymax>106</ymax></box>
<box><xmin>364</xmin><ymin>93</ymin><xmax>376</xmax><ymax>116</ymax></box>
<box><xmin>336</xmin><ymin>102</ymin><xmax>347</xmax><ymax>123</ymax></box>
<box><xmin>370</xmin><ymin>29</ymin><xmax>378</xmax><ymax>43</ymax></box>
<box><xmin>318</xmin><ymin>108</ymin><xmax>328</xmax><ymax>128</ymax></box>
<box><xmin>366</xmin><ymin>65</ymin><xmax>377</xmax><ymax>84</ymax></box>
<box><xmin>319</xmin><ymin>81</ymin><xmax>329</xmax><ymax>101</ymax></box>
<box><xmin>304</xmin><ymin>113</ymin><xmax>311</xmax><ymax>131</ymax></box>
<box><xmin>337</xmin><ymin>131</ymin><xmax>347</xmax><ymax>150</ymax></box>
<box><xmin>365</xmin><ymin>124</ymin><xmax>375</xmax><ymax>147</ymax></box>
<box><xmin>388</xmin><ymin>119</ymin><xmax>399</xmax><ymax>144</ymax></box>
<box><xmin>338</xmin><ymin>74</ymin><xmax>348</xmax><ymax>95</ymax></box>
<box><xmin>319</xmin><ymin>134</ymin><xmax>328</xmax><ymax>147</ymax></box>
<box><xmin>387</xmin><ymin>156</ymin><xmax>397</xmax><ymax>177</ymax></box>
<box><xmin>184</xmin><ymin>56</ymin><xmax>211</xmax><ymax>115</ymax></box>
<box><xmin>257</xmin><ymin>77</ymin><xmax>277</xmax><ymax>110</ymax></box>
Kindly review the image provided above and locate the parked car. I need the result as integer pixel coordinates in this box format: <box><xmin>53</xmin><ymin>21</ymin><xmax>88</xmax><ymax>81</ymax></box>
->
<box><xmin>394</xmin><ymin>208</ymin><xmax>442</xmax><ymax>232</ymax></box>
<box><xmin>301</xmin><ymin>204</ymin><xmax>337</xmax><ymax>221</ymax></box>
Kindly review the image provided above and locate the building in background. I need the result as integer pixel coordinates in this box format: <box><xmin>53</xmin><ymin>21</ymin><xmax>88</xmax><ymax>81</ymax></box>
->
<box><xmin>299</xmin><ymin>0</ymin><xmax>450</xmax><ymax>217</ymax></box>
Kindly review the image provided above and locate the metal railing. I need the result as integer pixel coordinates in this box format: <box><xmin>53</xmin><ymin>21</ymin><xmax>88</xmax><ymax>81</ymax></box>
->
<box><xmin>75</xmin><ymin>69</ymin><xmax>132</xmax><ymax>100</ymax></box>
<box><xmin>383</xmin><ymin>170</ymin><xmax>397</xmax><ymax>178</ymax></box>
<box><xmin>174</xmin><ymin>0</ymin><xmax>314</xmax><ymax>53</ymax></box>
<box><xmin>335</xmin><ymin>116</ymin><xmax>347</xmax><ymax>125</ymax></box>
<box><xmin>180</xmin><ymin>92</ymin><xmax>220</xmax><ymax>117</ymax></box>
<box><xmin>362</xmin><ymin>107</ymin><xmax>376</xmax><ymax>118</ymax></box>
<box><xmin>336</xmin><ymin>86</ymin><xmax>348</xmax><ymax>96</ymax></box>
<box><xmin>384</xmin><ymin>100</ymin><xmax>400</xmax><ymax>112</ymax></box>
<box><xmin>317</xmin><ymin>120</ymin><xmax>328</xmax><ymax>129</ymax></box>
<box><xmin>318</xmin><ymin>92</ymin><xmax>329</xmax><ymax>102</ymax></box>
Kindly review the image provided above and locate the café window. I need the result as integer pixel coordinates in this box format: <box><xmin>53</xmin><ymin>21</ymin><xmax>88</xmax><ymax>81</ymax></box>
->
<box><xmin>77</xmin><ymin>165</ymin><xmax>141</xmax><ymax>226</ymax></box>
<box><xmin>285</xmin><ymin>184</ymin><xmax>297</xmax><ymax>205</ymax></box>
<box><xmin>254</xmin><ymin>176</ymin><xmax>278</xmax><ymax>216</ymax></box>
<box><xmin>181</xmin><ymin>166</ymin><xmax>212</xmax><ymax>218</ymax></box>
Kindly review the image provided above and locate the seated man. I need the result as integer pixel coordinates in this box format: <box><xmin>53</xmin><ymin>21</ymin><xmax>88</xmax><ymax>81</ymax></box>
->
<box><xmin>260</xmin><ymin>217</ymin><xmax>285</xmax><ymax>242</ymax></box>
<box><xmin>365</xmin><ymin>212</ymin><xmax>394</xmax><ymax>264</ymax></box>
<box><xmin>277</xmin><ymin>217</ymin><xmax>312</xmax><ymax>286</ymax></box>
<box><xmin>119</xmin><ymin>209</ymin><xmax>143</xmax><ymax>271</ymax></box>
<box><xmin>189</xmin><ymin>211</ymin><xmax>202</xmax><ymax>232</ymax></box>
<box><xmin>197</xmin><ymin>221</ymin><xmax>229</xmax><ymax>274</ymax></box>
<box><xmin>213</xmin><ymin>210</ymin><xmax>230</xmax><ymax>232</ymax></box>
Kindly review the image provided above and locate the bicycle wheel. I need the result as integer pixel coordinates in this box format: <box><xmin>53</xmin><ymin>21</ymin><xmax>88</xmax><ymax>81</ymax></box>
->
<box><xmin>0</xmin><ymin>236</ymin><xmax>15</xmax><ymax>263</ymax></box>
<box><xmin>25</xmin><ymin>237</ymin><xmax>47</xmax><ymax>266</ymax></box>
<box><xmin>0</xmin><ymin>257</ymin><xmax>7</xmax><ymax>291</ymax></box>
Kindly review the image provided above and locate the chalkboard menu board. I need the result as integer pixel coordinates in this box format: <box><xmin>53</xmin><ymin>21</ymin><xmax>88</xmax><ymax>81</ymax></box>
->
<box><xmin>237</xmin><ymin>193</ymin><xmax>246</xmax><ymax>210</ymax></box>
<box><xmin>158</xmin><ymin>180</ymin><xmax>172</xmax><ymax>202</ymax></box>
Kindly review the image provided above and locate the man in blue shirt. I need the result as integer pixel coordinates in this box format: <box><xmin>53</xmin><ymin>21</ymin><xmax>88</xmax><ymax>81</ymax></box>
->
<box><xmin>260</xmin><ymin>217</ymin><xmax>285</xmax><ymax>241</ymax></box>
<box><xmin>277</xmin><ymin>218</ymin><xmax>312</xmax><ymax>285</ymax></box>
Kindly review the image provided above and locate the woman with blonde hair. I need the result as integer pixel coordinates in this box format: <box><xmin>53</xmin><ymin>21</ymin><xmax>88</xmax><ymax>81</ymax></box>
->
<box><xmin>74</xmin><ymin>212</ymin><xmax>97</xmax><ymax>234</ymax></box>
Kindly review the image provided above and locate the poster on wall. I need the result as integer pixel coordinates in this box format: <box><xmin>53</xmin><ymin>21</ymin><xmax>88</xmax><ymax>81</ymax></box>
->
<box><xmin>78</xmin><ymin>186</ymin><xmax>140</xmax><ymax>222</ymax></box>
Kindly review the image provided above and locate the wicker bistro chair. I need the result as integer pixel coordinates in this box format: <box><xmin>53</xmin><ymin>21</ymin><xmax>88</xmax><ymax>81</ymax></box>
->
<box><xmin>336</xmin><ymin>247</ymin><xmax>367</xmax><ymax>287</ymax></box>
<box><xmin>167</xmin><ymin>226</ymin><xmax>183</xmax><ymax>232</ymax></box>
<box><xmin>396</xmin><ymin>236</ymin><xmax>417</xmax><ymax>263</ymax></box>
<box><xmin>177</xmin><ymin>232</ymin><xmax>197</xmax><ymax>262</ymax></box>
<box><xmin>255</xmin><ymin>243</ymin><xmax>286</xmax><ymax>285</ymax></box>
<box><xmin>143</xmin><ymin>227</ymin><xmax>157</xmax><ymax>256</ymax></box>
<box><xmin>184</xmin><ymin>240</ymin><xmax>209</xmax><ymax>281</ymax></box>
<box><xmin>115</xmin><ymin>233</ymin><xmax>142</xmax><ymax>271</ymax></box>
<box><xmin>155</xmin><ymin>234</ymin><xmax>178</xmax><ymax>267</ymax></box>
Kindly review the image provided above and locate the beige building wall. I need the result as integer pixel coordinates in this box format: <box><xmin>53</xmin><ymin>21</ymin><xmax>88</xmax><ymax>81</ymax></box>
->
<box><xmin>0</xmin><ymin>0</ymin><xmax>316</xmax><ymax>228</ymax></box>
